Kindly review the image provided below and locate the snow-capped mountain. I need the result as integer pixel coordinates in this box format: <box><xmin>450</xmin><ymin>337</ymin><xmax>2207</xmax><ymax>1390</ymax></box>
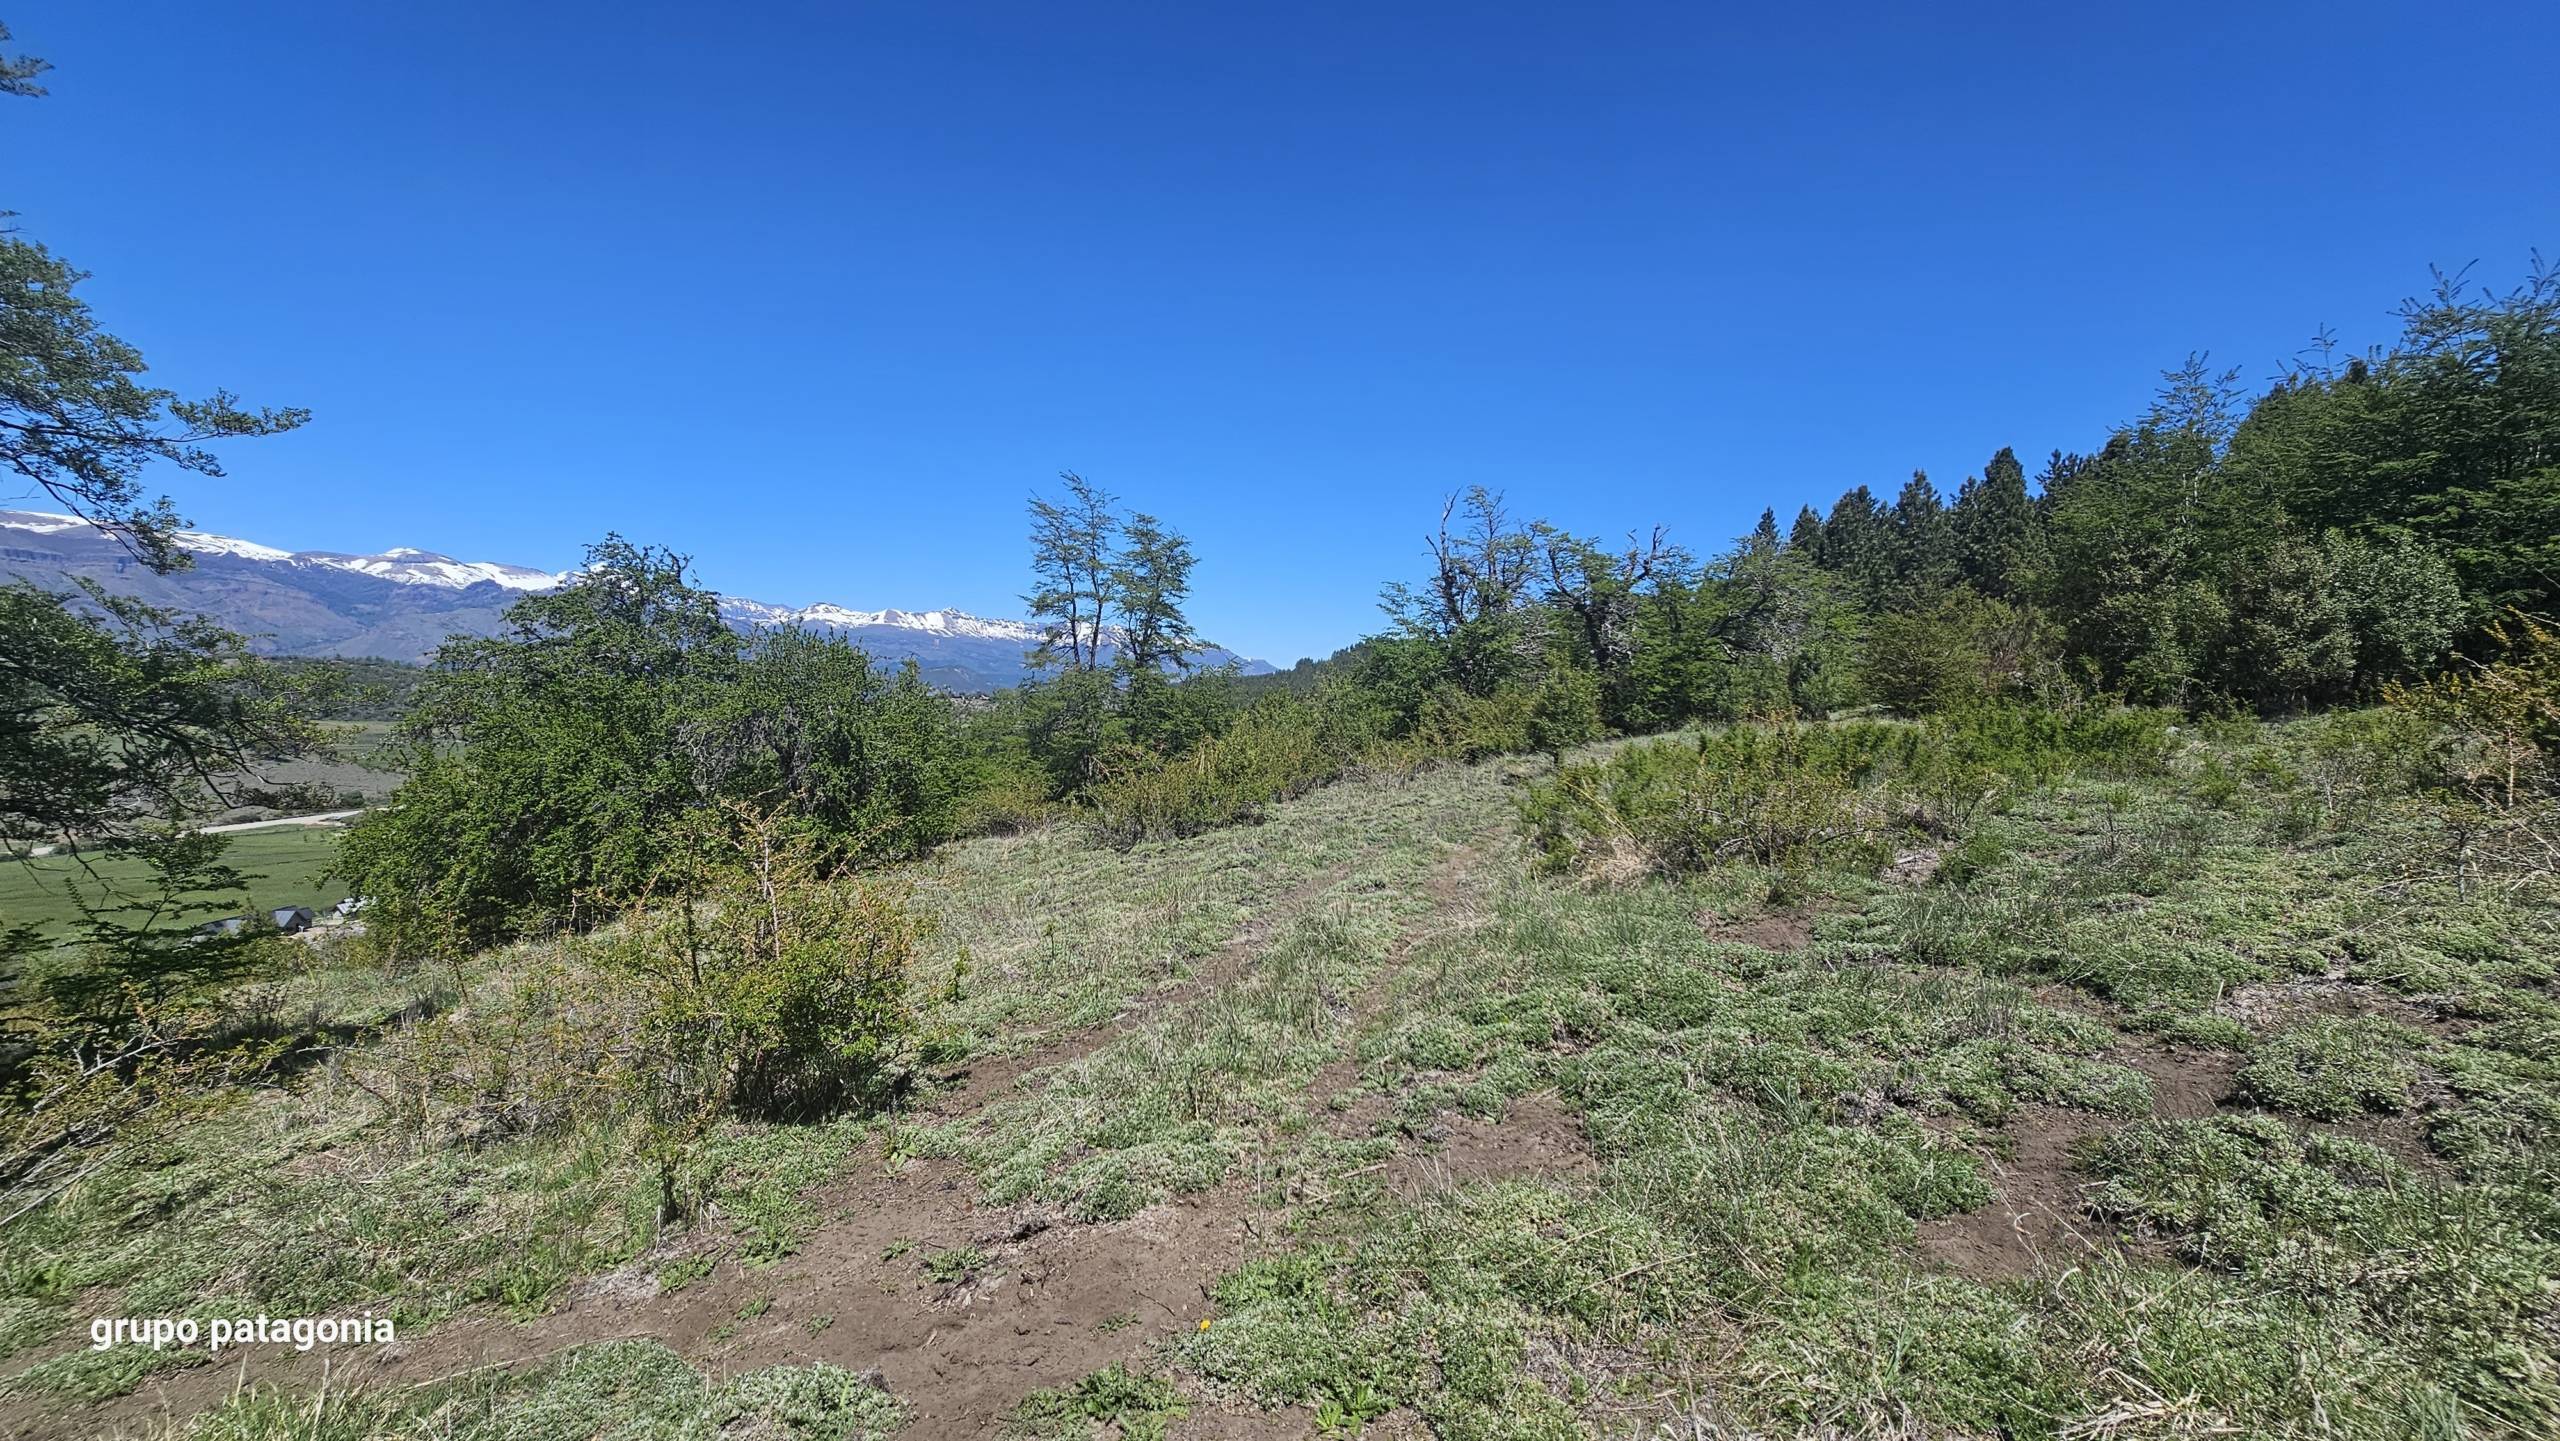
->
<box><xmin>0</xmin><ymin>509</ymin><xmax>1271</xmax><ymax>690</ymax></box>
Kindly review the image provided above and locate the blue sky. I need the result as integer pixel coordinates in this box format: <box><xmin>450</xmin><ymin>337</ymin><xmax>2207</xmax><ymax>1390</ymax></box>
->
<box><xmin>8</xmin><ymin>2</ymin><xmax>2556</xmax><ymax>664</ymax></box>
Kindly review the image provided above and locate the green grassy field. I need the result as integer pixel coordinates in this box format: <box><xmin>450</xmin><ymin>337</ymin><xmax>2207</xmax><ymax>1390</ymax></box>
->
<box><xmin>0</xmin><ymin>825</ymin><xmax>349</xmax><ymax>942</ymax></box>
<box><xmin>3</xmin><ymin>717</ymin><xmax>2555</xmax><ymax>1440</ymax></box>
<box><xmin>228</xmin><ymin>719</ymin><xmax>407</xmax><ymax>805</ymax></box>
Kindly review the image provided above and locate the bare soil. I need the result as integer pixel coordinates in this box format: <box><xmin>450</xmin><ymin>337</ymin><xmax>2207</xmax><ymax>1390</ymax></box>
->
<box><xmin>1917</xmin><ymin>1103</ymin><xmax>2112</xmax><ymax>1281</ymax></box>
<box><xmin>1696</xmin><ymin>908</ymin><xmax>1815</xmax><ymax>952</ymax></box>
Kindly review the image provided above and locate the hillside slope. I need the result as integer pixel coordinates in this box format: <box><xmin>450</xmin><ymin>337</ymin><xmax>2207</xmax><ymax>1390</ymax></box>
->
<box><xmin>5</xmin><ymin>723</ymin><xmax>2555</xmax><ymax>1439</ymax></box>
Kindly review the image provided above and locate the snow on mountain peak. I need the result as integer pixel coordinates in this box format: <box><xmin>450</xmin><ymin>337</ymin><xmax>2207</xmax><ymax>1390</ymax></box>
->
<box><xmin>785</xmin><ymin>605</ymin><xmax>1039</xmax><ymax>641</ymax></box>
<box><xmin>1</xmin><ymin>508</ymin><xmax>1270</xmax><ymax>677</ymax></box>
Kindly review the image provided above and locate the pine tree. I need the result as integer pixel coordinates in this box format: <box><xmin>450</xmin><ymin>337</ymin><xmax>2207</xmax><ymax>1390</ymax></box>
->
<box><xmin>1750</xmin><ymin>508</ymin><xmax>1782</xmax><ymax>554</ymax></box>
<box><xmin>1889</xmin><ymin>470</ymin><xmax>1956</xmax><ymax>596</ymax></box>
<box><xmin>1816</xmin><ymin>486</ymin><xmax>1894</xmax><ymax>603</ymax></box>
<box><xmin>1951</xmin><ymin>446</ymin><xmax>2039</xmax><ymax>598</ymax></box>
<box><xmin>1787</xmin><ymin>505</ymin><xmax>1824</xmax><ymax>553</ymax></box>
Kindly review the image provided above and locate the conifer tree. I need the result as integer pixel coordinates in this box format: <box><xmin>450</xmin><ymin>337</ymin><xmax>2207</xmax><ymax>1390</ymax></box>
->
<box><xmin>1889</xmin><ymin>470</ymin><xmax>1956</xmax><ymax>596</ymax></box>
<box><xmin>1787</xmin><ymin>505</ymin><xmax>1825</xmax><ymax>553</ymax></box>
<box><xmin>1750</xmin><ymin>508</ymin><xmax>1782</xmax><ymax>554</ymax></box>
<box><xmin>1816</xmin><ymin>486</ymin><xmax>1894</xmax><ymax>603</ymax></box>
<box><xmin>1951</xmin><ymin>446</ymin><xmax>2039</xmax><ymax>598</ymax></box>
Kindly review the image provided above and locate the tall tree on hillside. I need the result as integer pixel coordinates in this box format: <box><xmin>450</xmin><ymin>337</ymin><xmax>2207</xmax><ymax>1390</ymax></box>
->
<box><xmin>345</xmin><ymin>540</ymin><xmax>744</xmax><ymax>948</ymax></box>
<box><xmin>1536</xmin><ymin>522</ymin><xmax>1688</xmax><ymax>718</ymax></box>
<box><xmin>2226</xmin><ymin>261</ymin><xmax>2560</xmax><ymax>620</ymax></box>
<box><xmin>1749</xmin><ymin>508</ymin><xmax>1783</xmax><ymax>554</ymax></box>
<box><xmin>1787</xmin><ymin>505</ymin><xmax>1824</xmax><ymax>553</ymax></box>
<box><xmin>2</xmin><ymin>28</ymin><xmax>316</xmax><ymax>1004</ymax></box>
<box><xmin>2032</xmin><ymin>449</ymin><xmax>2087</xmax><ymax>521</ymax></box>
<box><xmin>1024</xmin><ymin>472</ymin><xmax>1117</xmax><ymax>672</ymax></box>
<box><xmin>1951</xmin><ymin>447</ymin><xmax>2039</xmax><ymax>598</ymax></box>
<box><xmin>1888</xmin><ymin>470</ymin><xmax>1956</xmax><ymax>596</ymax></box>
<box><xmin>1815</xmin><ymin>485</ymin><xmax>1894</xmax><ymax>603</ymax></box>
<box><xmin>1</xmin><ymin>235</ymin><xmax>309</xmax><ymax>572</ymax></box>
<box><xmin>1382</xmin><ymin>487</ymin><xmax>1539</xmax><ymax>694</ymax></box>
<box><xmin>1111</xmin><ymin>510</ymin><xmax>1199</xmax><ymax>674</ymax></box>
<box><xmin>0</xmin><ymin>51</ymin><xmax>308</xmax><ymax>799</ymax></box>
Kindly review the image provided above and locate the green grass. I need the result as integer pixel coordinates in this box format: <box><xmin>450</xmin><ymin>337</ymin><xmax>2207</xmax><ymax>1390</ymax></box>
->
<box><xmin>13</xmin><ymin>713</ymin><xmax>2560</xmax><ymax>1438</ymax></box>
<box><xmin>1165</xmin><ymin>714</ymin><xmax>2560</xmax><ymax>1439</ymax></box>
<box><xmin>0</xmin><ymin>757</ymin><xmax>1521</xmax><ymax>1408</ymax></box>
<box><xmin>117</xmin><ymin>1339</ymin><xmax>902</xmax><ymax>1440</ymax></box>
<box><xmin>225</xmin><ymin>719</ymin><xmax>408</xmax><ymax>805</ymax></box>
<box><xmin>1008</xmin><ymin>1363</ymin><xmax>1190</xmax><ymax>1439</ymax></box>
<box><xmin>1</xmin><ymin>824</ymin><xmax>348</xmax><ymax>942</ymax></box>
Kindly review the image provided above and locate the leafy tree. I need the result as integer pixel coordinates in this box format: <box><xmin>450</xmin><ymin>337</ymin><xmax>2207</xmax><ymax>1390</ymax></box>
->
<box><xmin>2</xmin><ymin>35</ymin><xmax>317</xmax><ymax>1013</ymax></box>
<box><xmin>1</xmin><ymin>583</ymin><xmax>311</xmax><ymax>855</ymax></box>
<box><xmin>1625</xmin><ymin>543</ymin><xmax>1857</xmax><ymax>726</ymax></box>
<box><xmin>1534</xmin><ymin>522</ymin><xmax>1686</xmax><ymax>724</ymax></box>
<box><xmin>1862</xmin><ymin>592</ymin><xmax>2051</xmax><ymax>715</ymax></box>
<box><xmin>2208</xmin><ymin>536</ymin><xmax>2356</xmax><ymax>712</ymax></box>
<box><xmin>0</xmin><ymin>237</ymin><xmax>309</xmax><ymax>573</ymax></box>
<box><xmin>1525</xmin><ymin>663</ymin><xmax>1606</xmax><ymax>766</ymax></box>
<box><xmin>344</xmin><ymin>540</ymin><xmax>743</xmax><ymax>949</ymax></box>
<box><xmin>1380</xmin><ymin>487</ymin><xmax>1539</xmax><ymax>695</ymax></box>
<box><xmin>687</xmin><ymin>630</ymin><xmax>961</xmax><ymax>865</ymax></box>
<box><xmin>2329</xmin><ymin>533</ymin><xmax>2465</xmax><ymax>691</ymax></box>
<box><xmin>1110</xmin><ymin>510</ymin><xmax>1198</xmax><ymax>675</ymax></box>
<box><xmin>2228</xmin><ymin>261</ymin><xmax>2560</xmax><ymax>621</ymax></box>
<box><xmin>1015</xmin><ymin>667</ymin><xmax>1123</xmax><ymax>795</ymax></box>
<box><xmin>1025</xmin><ymin>472</ymin><xmax>1117</xmax><ymax>672</ymax></box>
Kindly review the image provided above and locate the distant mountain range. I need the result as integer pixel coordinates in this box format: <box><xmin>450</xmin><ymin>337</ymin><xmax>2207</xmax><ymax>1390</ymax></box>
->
<box><xmin>0</xmin><ymin>510</ymin><xmax>1272</xmax><ymax>692</ymax></box>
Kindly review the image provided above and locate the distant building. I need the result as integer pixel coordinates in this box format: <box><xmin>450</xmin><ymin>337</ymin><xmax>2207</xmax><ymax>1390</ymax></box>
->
<box><xmin>192</xmin><ymin>916</ymin><xmax>252</xmax><ymax>939</ymax></box>
<box><xmin>269</xmin><ymin>906</ymin><xmax>316</xmax><ymax>934</ymax></box>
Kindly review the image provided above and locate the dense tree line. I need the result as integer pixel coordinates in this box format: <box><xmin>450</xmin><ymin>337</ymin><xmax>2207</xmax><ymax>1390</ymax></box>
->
<box><xmin>1296</xmin><ymin>262</ymin><xmax>2556</xmax><ymax>736</ymax></box>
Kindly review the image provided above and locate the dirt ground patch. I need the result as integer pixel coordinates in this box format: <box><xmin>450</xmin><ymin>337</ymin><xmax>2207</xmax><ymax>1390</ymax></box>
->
<box><xmin>1696</xmin><ymin>908</ymin><xmax>1814</xmax><ymax>952</ymax></box>
<box><xmin>1377</xmin><ymin>1090</ymin><xmax>1597</xmax><ymax>1198</ymax></box>
<box><xmin>2107</xmin><ymin>1039</ymin><xmax>2241</xmax><ymax>1120</ymax></box>
<box><xmin>1917</xmin><ymin>1104</ymin><xmax>2111</xmax><ymax>1281</ymax></box>
<box><xmin>70</xmin><ymin>1156</ymin><xmax>1266</xmax><ymax>1441</ymax></box>
<box><xmin>1921</xmin><ymin>1037</ymin><xmax>2246</xmax><ymax>1280</ymax></box>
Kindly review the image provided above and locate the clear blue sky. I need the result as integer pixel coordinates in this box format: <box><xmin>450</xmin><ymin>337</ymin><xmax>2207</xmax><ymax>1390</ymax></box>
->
<box><xmin>9</xmin><ymin>3</ymin><xmax>2556</xmax><ymax>664</ymax></box>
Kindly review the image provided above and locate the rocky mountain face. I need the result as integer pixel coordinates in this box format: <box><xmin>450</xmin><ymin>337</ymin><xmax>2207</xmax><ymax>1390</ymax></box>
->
<box><xmin>1</xmin><ymin>510</ymin><xmax>1271</xmax><ymax>692</ymax></box>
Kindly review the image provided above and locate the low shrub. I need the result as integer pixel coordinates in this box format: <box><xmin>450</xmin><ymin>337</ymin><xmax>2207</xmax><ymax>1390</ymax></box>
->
<box><xmin>1521</xmin><ymin>723</ymin><xmax>1898</xmax><ymax>882</ymax></box>
<box><xmin>1408</xmin><ymin>684</ymin><xmax>1538</xmax><ymax>762</ymax></box>
<box><xmin>1086</xmin><ymin>700</ymin><xmax>1343</xmax><ymax>846</ymax></box>
<box><xmin>373</xmin><ymin>808</ymin><xmax>924</xmax><ymax>1221</ymax></box>
<box><xmin>1520</xmin><ymin>705</ymin><xmax>2177</xmax><ymax>885</ymax></box>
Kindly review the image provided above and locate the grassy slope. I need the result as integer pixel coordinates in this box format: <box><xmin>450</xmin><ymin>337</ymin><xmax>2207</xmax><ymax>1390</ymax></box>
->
<box><xmin>7</xmin><ymin>720</ymin><xmax>2558</xmax><ymax>1439</ymax></box>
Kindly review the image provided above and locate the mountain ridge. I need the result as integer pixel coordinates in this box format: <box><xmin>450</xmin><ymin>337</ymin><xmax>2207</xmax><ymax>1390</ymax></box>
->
<box><xmin>0</xmin><ymin>509</ymin><xmax>1271</xmax><ymax>691</ymax></box>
